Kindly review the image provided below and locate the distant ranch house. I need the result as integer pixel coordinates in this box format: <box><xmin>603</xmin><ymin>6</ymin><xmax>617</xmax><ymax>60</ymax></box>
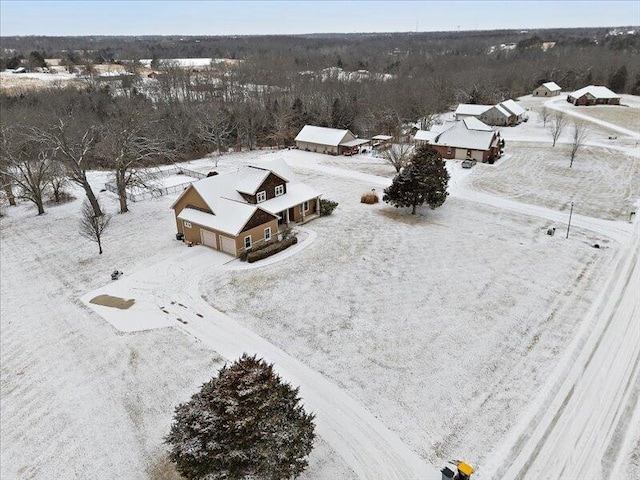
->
<box><xmin>414</xmin><ymin>117</ymin><xmax>502</xmax><ymax>163</ymax></box>
<box><xmin>171</xmin><ymin>159</ymin><xmax>320</xmax><ymax>256</ymax></box>
<box><xmin>533</xmin><ymin>81</ymin><xmax>562</xmax><ymax>97</ymax></box>
<box><xmin>295</xmin><ymin>125</ymin><xmax>370</xmax><ymax>155</ymax></box>
<box><xmin>567</xmin><ymin>85</ymin><xmax>621</xmax><ymax>106</ymax></box>
<box><xmin>454</xmin><ymin>99</ymin><xmax>526</xmax><ymax>126</ymax></box>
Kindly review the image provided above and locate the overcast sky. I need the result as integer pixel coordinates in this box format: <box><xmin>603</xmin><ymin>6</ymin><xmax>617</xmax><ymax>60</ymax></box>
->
<box><xmin>1</xmin><ymin>1</ymin><xmax>639</xmax><ymax>36</ymax></box>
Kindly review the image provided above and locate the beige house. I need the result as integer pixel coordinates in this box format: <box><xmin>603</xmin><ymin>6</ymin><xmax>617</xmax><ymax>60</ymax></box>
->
<box><xmin>533</xmin><ymin>81</ymin><xmax>562</xmax><ymax>97</ymax></box>
<box><xmin>171</xmin><ymin>159</ymin><xmax>321</xmax><ymax>256</ymax></box>
<box><xmin>295</xmin><ymin>125</ymin><xmax>369</xmax><ymax>155</ymax></box>
<box><xmin>567</xmin><ymin>85</ymin><xmax>621</xmax><ymax>106</ymax></box>
<box><xmin>454</xmin><ymin>99</ymin><xmax>526</xmax><ymax>126</ymax></box>
<box><xmin>414</xmin><ymin>117</ymin><xmax>502</xmax><ymax>163</ymax></box>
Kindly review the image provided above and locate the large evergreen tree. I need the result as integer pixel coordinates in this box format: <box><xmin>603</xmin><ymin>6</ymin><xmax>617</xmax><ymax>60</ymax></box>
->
<box><xmin>166</xmin><ymin>354</ymin><xmax>315</xmax><ymax>480</ymax></box>
<box><xmin>383</xmin><ymin>145</ymin><xmax>449</xmax><ymax>214</ymax></box>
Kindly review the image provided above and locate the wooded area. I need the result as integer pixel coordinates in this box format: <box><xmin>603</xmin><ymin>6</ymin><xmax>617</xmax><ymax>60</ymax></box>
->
<box><xmin>1</xmin><ymin>27</ymin><xmax>638</xmax><ymax>215</ymax></box>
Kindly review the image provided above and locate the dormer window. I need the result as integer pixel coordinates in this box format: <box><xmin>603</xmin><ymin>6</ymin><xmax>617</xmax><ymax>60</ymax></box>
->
<box><xmin>256</xmin><ymin>191</ymin><xmax>266</xmax><ymax>203</ymax></box>
<box><xmin>275</xmin><ymin>185</ymin><xmax>284</xmax><ymax>196</ymax></box>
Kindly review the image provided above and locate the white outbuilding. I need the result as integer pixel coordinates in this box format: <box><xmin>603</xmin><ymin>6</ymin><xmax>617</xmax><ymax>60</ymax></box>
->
<box><xmin>295</xmin><ymin>125</ymin><xmax>369</xmax><ymax>155</ymax></box>
<box><xmin>533</xmin><ymin>81</ymin><xmax>562</xmax><ymax>97</ymax></box>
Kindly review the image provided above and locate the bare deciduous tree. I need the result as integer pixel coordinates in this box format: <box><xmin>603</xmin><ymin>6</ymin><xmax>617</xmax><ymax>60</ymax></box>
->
<box><xmin>48</xmin><ymin>159</ymin><xmax>70</xmax><ymax>203</ymax></box>
<box><xmin>98</xmin><ymin>101</ymin><xmax>171</xmax><ymax>213</ymax></box>
<box><xmin>548</xmin><ymin>111</ymin><xmax>567</xmax><ymax>147</ymax></box>
<box><xmin>267</xmin><ymin>108</ymin><xmax>295</xmax><ymax>149</ymax></box>
<box><xmin>34</xmin><ymin>119</ymin><xmax>103</xmax><ymax>215</ymax></box>
<box><xmin>541</xmin><ymin>107</ymin><xmax>549</xmax><ymax>127</ymax></box>
<box><xmin>381</xmin><ymin>143</ymin><xmax>414</xmax><ymax>173</ymax></box>
<box><xmin>79</xmin><ymin>198</ymin><xmax>111</xmax><ymax>254</ymax></box>
<box><xmin>0</xmin><ymin>133</ymin><xmax>53</xmax><ymax>215</ymax></box>
<box><xmin>569</xmin><ymin>122</ymin><xmax>588</xmax><ymax>168</ymax></box>
<box><xmin>0</xmin><ymin>124</ymin><xmax>17</xmax><ymax>206</ymax></box>
<box><xmin>194</xmin><ymin>104</ymin><xmax>233</xmax><ymax>163</ymax></box>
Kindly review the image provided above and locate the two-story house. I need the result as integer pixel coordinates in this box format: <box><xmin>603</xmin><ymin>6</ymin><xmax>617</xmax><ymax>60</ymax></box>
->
<box><xmin>171</xmin><ymin>159</ymin><xmax>320</xmax><ymax>256</ymax></box>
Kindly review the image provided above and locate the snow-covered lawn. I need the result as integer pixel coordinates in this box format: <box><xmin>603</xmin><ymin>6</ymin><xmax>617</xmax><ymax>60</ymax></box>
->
<box><xmin>564</xmin><ymin>104</ymin><xmax>640</xmax><ymax>132</ymax></box>
<box><xmin>2</xmin><ymin>95</ymin><xmax>638</xmax><ymax>479</ymax></box>
<box><xmin>0</xmin><ymin>179</ymin><xmax>355</xmax><ymax>479</ymax></box>
<box><xmin>203</xmin><ymin>164</ymin><xmax>618</xmax><ymax>468</ymax></box>
<box><xmin>468</xmin><ymin>143</ymin><xmax>640</xmax><ymax>221</ymax></box>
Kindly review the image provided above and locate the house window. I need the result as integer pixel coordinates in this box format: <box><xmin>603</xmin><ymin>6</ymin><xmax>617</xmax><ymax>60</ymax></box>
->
<box><xmin>264</xmin><ymin>227</ymin><xmax>271</xmax><ymax>241</ymax></box>
<box><xmin>300</xmin><ymin>201</ymin><xmax>309</xmax><ymax>213</ymax></box>
<box><xmin>244</xmin><ymin>236</ymin><xmax>252</xmax><ymax>249</ymax></box>
<box><xmin>467</xmin><ymin>150</ymin><xmax>472</xmax><ymax>157</ymax></box>
<box><xmin>275</xmin><ymin>185</ymin><xmax>284</xmax><ymax>196</ymax></box>
<box><xmin>183</xmin><ymin>221</ymin><xmax>192</xmax><ymax>229</ymax></box>
<box><xmin>256</xmin><ymin>191</ymin><xmax>266</xmax><ymax>203</ymax></box>
<box><xmin>446</xmin><ymin>147</ymin><xmax>452</xmax><ymax>155</ymax></box>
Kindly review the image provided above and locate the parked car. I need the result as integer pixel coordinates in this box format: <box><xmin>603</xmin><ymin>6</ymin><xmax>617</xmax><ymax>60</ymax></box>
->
<box><xmin>462</xmin><ymin>159</ymin><xmax>477</xmax><ymax>169</ymax></box>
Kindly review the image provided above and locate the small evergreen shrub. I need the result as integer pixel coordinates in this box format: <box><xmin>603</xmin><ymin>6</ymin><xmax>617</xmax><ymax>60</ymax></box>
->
<box><xmin>319</xmin><ymin>198</ymin><xmax>339</xmax><ymax>216</ymax></box>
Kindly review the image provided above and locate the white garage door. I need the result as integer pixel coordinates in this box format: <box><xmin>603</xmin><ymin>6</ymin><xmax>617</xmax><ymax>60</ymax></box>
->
<box><xmin>219</xmin><ymin>235</ymin><xmax>236</xmax><ymax>255</ymax></box>
<box><xmin>201</xmin><ymin>229</ymin><xmax>217</xmax><ymax>248</ymax></box>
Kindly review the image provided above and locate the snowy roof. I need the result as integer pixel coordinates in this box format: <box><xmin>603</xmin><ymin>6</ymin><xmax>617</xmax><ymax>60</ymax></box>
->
<box><xmin>462</xmin><ymin>117</ymin><xmax>495</xmax><ymax>132</ymax></box>
<box><xmin>340</xmin><ymin>138</ymin><xmax>370</xmax><ymax>147</ymax></box>
<box><xmin>499</xmin><ymin>99</ymin><xmax>526</xmax><ymax>117</ymax></box>
<box><xmin>294</xmin><ymin>125</ymin><xmax>354</xmax><ymax>146</ymax></box>
<box><xmin>419</xmin><ymin>120</ymin><xmax>497</xmax><ymax>151</ymax></box>
<box><xmin>372</xmin><ymin>135</ymin><xmax>393</xmax><ymax>141</ymax></box>
<box><xmin>569</xmin><ymin>85</ymin><xmax>620</xmax><ymax>99</ymax></box>
<box><xmin>414</xmin><ymin>130</ymin><xmax>441</xmax><ymax>142</ymax></box>
<box><xmin>172</xmin><ymin>158</ymin><xmax>319</xmax><ymax>235</ymax></box>
<box><xmin>259</xmin><ymin>183</ymin><xmax>320</xmax><ymax>215</ymax></box>
<box><xmin>177</xmin><ymin>203</ymin><xmax>259</xmax><ymax>236</ymax></box>
<box><xmin>235</xmin><ymin>166</ymin><xmax>272</xmax><ymax>195</ymax></box>
<box><xmin>492</xmin><ymin>104</ymin><xmax>511</xmax><ymax>118</ymax></box>
<box><xmin>541</xmin><ymin>81</ymin><xmax>561</xmax><ymax>91</ymax></box>
<box><xmin>455</xmin><ymin>104</ymin><xmax>492</xmax><ymax>116</ymax></box>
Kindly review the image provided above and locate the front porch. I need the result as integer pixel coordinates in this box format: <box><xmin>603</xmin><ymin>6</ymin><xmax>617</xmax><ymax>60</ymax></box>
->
<box><xmin>275</xmin><ymin>197</ymin><xmax>321</xmax><ymax>228</ymax></box>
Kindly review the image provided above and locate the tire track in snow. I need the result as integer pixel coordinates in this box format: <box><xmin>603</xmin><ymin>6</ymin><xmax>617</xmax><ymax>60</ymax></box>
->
<box><xmin>483</xmin><ymin>220</ymin><xmax>639</xmax><ymax>480</ymax></box>
<box><xmin>84</xmin><ymin>248</ymin><xmax>440</xmax><ymax>480</ymax></box>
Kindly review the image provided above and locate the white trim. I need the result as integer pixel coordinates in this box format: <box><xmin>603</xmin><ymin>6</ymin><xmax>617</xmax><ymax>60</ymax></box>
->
<box><xmin>200</xmin><ymin>229</ymin><xmax>217</xmax><ymax>248</ymax></box>
<box><xmin>264</xmin><ymin>227</ymin><xmax>271</xmax><ymax>241</ymax></box>
<box><xmin>244</xmin><ymin>235</ymin><xmax>252</xmax><ymax>249</ymax></box>
<box><xmin>275</xmin><ymin>184</ymin><xmax>284</xmax><ymax>196</ymax></box>
<box><xmin>256</xmin><ymin>191</ymin><xmax>266</xmax><ymax>203</ymax></box>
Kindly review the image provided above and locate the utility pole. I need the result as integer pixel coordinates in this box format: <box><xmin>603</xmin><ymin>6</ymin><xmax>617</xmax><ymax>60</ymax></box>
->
<box><xmin>566</xmin><ymin>202</ymin><xmax>574</xmax><ymax>239</ymax></box>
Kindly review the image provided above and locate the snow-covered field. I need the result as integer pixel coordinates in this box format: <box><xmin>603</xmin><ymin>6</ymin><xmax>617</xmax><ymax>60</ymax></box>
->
<box><xmin>0</xmin><ymin>176</ymin><xmax>355</xmax><ymax>480</ymax></box>
<box><xmin>2</xmin><ymin>94</ymin><xmax>639</xmax><ymax>479</ymax></box>
<box><xmin>203</xmin><ymin>163</ymin><xmax>617</xmax><ymax>468</ymax></box>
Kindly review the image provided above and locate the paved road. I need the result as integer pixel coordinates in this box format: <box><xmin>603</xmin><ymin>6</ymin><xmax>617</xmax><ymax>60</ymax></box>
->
<box><xmin>484</xmin><ymin>220</ymin><xmax>639</xmax><ymax>480</ymax></box>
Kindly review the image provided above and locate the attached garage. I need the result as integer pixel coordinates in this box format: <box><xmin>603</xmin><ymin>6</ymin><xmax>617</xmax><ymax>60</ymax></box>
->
<box><xmin>201</xmin><ymin>229</ymin><xmax>217</xmax><ymax>248</ymax></box>
<box><xmin>219</xmin><ymin>235</ymin><xmax>236</xmax><ymax>255</ymax></box>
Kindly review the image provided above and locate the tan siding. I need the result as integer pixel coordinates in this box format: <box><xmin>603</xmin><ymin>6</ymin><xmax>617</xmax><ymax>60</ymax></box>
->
<box><xmin>172</xmin><ymin>186</ymin><xmax>211</xmax><ymax>233</ymax></box>
<box><xmin>236</xmin><ymin>219</ymin><xmax>279</xmax><ymax>252</ymax></box>
<box><xmin>295</xmin><ymin>140</ymin><xmax>339</xmax><ymax>155</ymax></box>
<box><xmin>288</xmin><ymin>198</ymin><xmax>318</xmax><ymax>222</ymax></box>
